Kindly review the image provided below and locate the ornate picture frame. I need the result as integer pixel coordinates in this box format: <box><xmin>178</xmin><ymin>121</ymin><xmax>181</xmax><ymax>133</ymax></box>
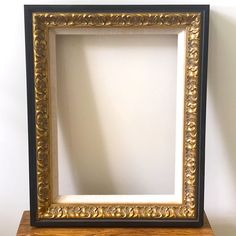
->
<box><xmin>25</xmin><ymin>5</ymin><xmax>209</xmax><ymax>227</ymax></box>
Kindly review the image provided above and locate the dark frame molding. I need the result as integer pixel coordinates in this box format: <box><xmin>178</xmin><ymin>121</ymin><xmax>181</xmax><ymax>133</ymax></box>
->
<box><xmin>25</xmin><ymin>5</ymin><xmax>209</xmax><ymax>227</ymax></box>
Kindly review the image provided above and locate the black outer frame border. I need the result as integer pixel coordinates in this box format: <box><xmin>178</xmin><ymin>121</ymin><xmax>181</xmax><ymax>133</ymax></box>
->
<box><xmin>24</xmin><ymin>5</ymin><xmax>209</xmax><ymax>227</ymax></box>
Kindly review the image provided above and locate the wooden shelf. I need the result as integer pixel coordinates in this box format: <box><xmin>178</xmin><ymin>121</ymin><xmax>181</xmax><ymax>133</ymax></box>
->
<box><xmin>17</xmin><ymin>211</ymin><xmax>214</xmax><ymax>235</ymax></box>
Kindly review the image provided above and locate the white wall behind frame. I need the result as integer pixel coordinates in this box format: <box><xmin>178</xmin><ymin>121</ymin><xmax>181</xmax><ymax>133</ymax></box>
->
<box><xmin>1</xmin><ymin>0</ymin><xmax>236</xmax><ymax>235</ymax></box>
<box><xmin>55</xmin><ymin>33</ymin><xmax>177</xmax><ymax>197</ymax></box>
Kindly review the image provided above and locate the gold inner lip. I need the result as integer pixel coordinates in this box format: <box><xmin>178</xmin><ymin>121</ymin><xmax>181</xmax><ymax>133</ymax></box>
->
<box><xmin>32</xmin><ymin>12</ymin><xmax>200</xmax><ymax>219</ymax></box>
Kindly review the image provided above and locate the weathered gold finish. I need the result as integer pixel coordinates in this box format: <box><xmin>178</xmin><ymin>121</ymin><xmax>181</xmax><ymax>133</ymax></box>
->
<box><xmin>32</xmin><ymin>12</ymin><xmax>201</xmax><ymax>219</ymax></box>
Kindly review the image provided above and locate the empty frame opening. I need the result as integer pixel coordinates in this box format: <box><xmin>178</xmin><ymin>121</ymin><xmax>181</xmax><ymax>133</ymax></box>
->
<box><xmin>49</xmin><ymin>28</ymin><xmax>186</xmax><ymax>204</ymax></box>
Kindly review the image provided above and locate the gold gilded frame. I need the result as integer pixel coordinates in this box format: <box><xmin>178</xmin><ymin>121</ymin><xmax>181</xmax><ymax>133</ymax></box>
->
<box><xmin>25</xmin><ymin>5</ymin><xmax>209</xmax><ymax>227</ymax></box>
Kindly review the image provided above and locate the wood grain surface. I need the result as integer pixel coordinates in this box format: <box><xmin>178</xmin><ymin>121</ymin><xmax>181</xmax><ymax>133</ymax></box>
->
<box><xmin>17</xmin><ymin>211</ymin><xmax>214</xmax><ymax>235</ymax></box>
